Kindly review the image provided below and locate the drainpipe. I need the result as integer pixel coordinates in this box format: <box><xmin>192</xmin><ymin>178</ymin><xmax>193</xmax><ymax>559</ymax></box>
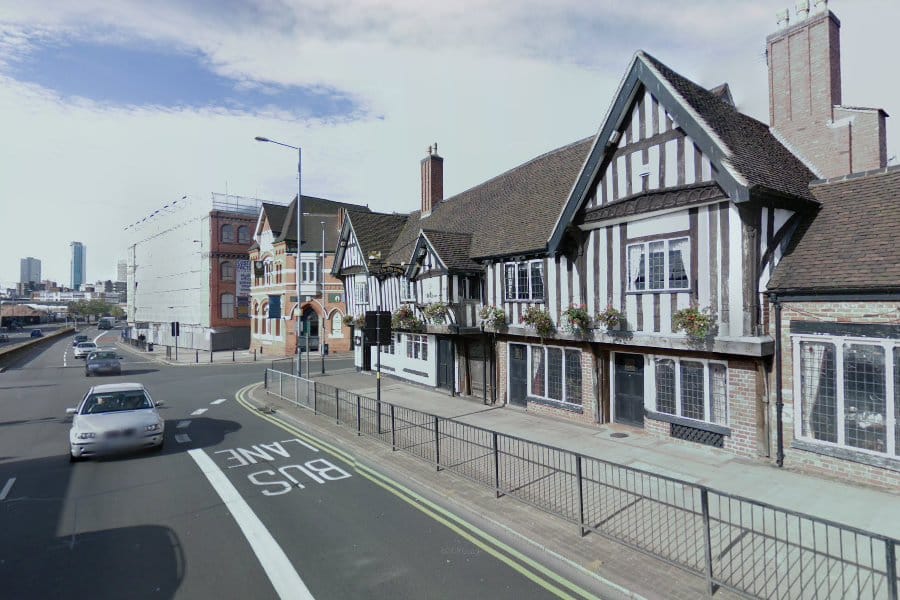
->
<box><xmin>773</xmin><ymin>295</ymin><xmax>785</xmax><ymax>467</ymax></box>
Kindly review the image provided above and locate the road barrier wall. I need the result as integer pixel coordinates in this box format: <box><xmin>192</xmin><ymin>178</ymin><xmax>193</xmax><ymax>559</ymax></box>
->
<box><xmin>0</xmin><ymin>327</ymin><xmax>74</xmax><ymax>370</ymax></box>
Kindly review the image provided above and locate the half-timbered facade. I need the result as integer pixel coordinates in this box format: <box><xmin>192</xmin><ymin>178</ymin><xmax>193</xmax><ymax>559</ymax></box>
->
<box><xmin>332</xmin><ymin>3</ymin><xmax>896</xmax><ymax>488</ymax></box>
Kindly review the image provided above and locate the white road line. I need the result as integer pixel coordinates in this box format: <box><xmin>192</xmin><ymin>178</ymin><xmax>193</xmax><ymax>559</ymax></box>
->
<box><xmin>188</xmin><ymin>449</ymin><xmax>314</xmax><ymax>600</ymax></box>
<box><xmin>175</xmin><ymin>434</ymin><xmax>191</xmax><ymax>444</ymax></box>
<box><xmin>211</xmin><ymin>399</ymin><xmax>227</xmax><ymax>405</ymax></box>
<box><xmin>191</xmin><ymin>408</ymin><xmax>208</xmax><ymax>416</ymax></box>
<box><xmin>176</xmin><ymin>420</ymin><xmax>192</xmax><ymax>429</ymax></box>
<box><xmin>92</xmin><ymin>333</ymin><xmax>105</xmax><ymax>343</ymax></box>
<box><xmin>0</xmin><ymin>477</ymin><xmax>16</xmax><ymax>501</ymax></box>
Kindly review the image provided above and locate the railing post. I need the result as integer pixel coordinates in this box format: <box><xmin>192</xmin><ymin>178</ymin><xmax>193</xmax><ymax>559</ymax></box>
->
<box><xmin>390</xmin><ymin>404</ymin><xmax>396</xmax><ymax>451</ymax></box>
<box><xmin>210</xmin><ymin>350</ymin><xmax>213</xmax><ymax>363</ymax></box>
<box><xmin>313</xmin><ymin>381</ymin><xmax>318</xmax><ymax>415</ymax></box>
<box><xmin>887</xmin><ymin>540</ymin><xmax>898</xmax><ymax>600</ymax></box>
<box><xmin>294</xmin><ymin>376</ymin><xmax>299</xmax><ymax>406</ymax></box>
<box><xmin>279</xmin><ymin>371</ymin><xmax>283</xmax><ymax>398</ymax></box>
<box><xmin>264</xmin><ymin>368</ymin><xmax>268</xmax><ymax>390</ymax></box>
<box><xmin>576</xmin><ymin>455</ymin><xmax>586</xmax><ymax>537</ymax></box>
<box><xmin>253</xmin><ymin>349</ymin><xmax>257</xmax><ymax>362</ymax></box>
<box><xmin>493</xmin><ymin>431</ymin><xmax>501</xmax><ymax>498</ymax></box>
<box><xmin>335</xmin><ymin>389</ymin><xmax>340</xmax><ymax>424</ymax></box>
<box><xmin>232</xmin><ymin>349</ymin><xmax>235</xmax><ymax>362</ymax></box>
<box><xmin>195</xmin><ymin>349</ymin><xmax>199</xmax><ymax>363</ymax></box>
<box><xmin>700</xmin><ymin>488</ymin><xmax>717</xmax><ymax>596</ymax></box>
<box><xmin>377</xmin><ymin>401</ymin><xmax>382</xmax><ymax>435</ymax></box>
<box><xmin>434</xmin><ymin>415</ymin><xmax>441</xmax><ymax>471</ymax></box>
<box><xmin>356</xmin><ymin>395</ymin><xmax>361</xmax><ymax>435</ymax></box>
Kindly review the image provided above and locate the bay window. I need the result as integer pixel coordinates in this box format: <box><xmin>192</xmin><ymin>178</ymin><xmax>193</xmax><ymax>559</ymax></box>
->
<box><xmin>797</xmin><ymin>337</ymin><xmax>897</xmax><ymax>456</ymax></box>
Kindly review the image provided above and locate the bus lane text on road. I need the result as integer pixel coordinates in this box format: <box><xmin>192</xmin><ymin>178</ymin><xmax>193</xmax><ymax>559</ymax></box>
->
<box><xmin>214</xmin><ymin>438</ymin><xmax>352</xmax><ymax>497</ymax></box>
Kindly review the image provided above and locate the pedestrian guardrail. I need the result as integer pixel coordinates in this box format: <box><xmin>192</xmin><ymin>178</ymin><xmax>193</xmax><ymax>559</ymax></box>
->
<box><xmin>263</xmin><ymin>368</ymin><xmax>899</xmax><ymax>600</ymax></box>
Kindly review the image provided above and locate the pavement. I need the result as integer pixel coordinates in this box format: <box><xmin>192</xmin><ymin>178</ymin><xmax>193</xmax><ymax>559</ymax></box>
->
<box><xmin>117</xmin><ymin>338</ymin><xmax>356</xmax><ymax>369</ymax></box>
<box><xmin>257</xmin><ymin>368</ymin><xmax>900</xmax><ymax>540</ymax></box>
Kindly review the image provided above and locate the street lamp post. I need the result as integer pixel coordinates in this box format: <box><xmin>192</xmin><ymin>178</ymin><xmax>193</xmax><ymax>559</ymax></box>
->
<box><xmin>320</xmin><ymin>220</ymin><xmax>326</xmax><ymax>375</ymax></box>
<box><xmin>255</xmin><ymin>136</ymin><xmax>302</xmax><ymax>377</ymax></box>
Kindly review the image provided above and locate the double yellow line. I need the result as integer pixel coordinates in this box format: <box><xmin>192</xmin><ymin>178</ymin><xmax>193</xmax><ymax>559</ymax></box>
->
<box><xmin>234</xmin><ymin>384</ymin><xmax>602</xmax><ymax>600</ymax></box>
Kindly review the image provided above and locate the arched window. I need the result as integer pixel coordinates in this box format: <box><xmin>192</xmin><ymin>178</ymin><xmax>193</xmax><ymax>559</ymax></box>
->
<box><xmin>238</xmin><ymin>225</ymin><xmax>250</xmax><ymax>244</ymax></box>
<box><xmin>221</xmin><ymin>293</ymin><xmax>235</xmax><ymax>319</ymax></box>
<box><xmin>221</xmin><ymin>224</ymin><xmax>235</xmax><ymax>243</ymax></box>
<box><xmin>221</xmin><ymin>261</ymin><xmax>235</xmax><ymax>281</ymax></box>
<box><xmin>331</xmin><ymin>313</ymin><xmax>343</xmax><ymax>336</ymax></box>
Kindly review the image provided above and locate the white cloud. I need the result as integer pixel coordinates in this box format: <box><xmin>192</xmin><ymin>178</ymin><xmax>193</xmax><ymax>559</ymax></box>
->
<box><xmin>0</xmin><ymin>0</ymin><xmax>898</xmax><ymax>287</ymax></box>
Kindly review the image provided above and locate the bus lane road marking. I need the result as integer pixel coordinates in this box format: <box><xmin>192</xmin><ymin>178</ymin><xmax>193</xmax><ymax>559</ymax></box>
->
<box><xmin>188</xmin><ymin>448</ymin><xmax>315</xmax><ymax>600</ymax></box>
<box><xmin>212</xmin><ymin>438</ymin><xmax>352</xmax><ymax>498</ymax></box>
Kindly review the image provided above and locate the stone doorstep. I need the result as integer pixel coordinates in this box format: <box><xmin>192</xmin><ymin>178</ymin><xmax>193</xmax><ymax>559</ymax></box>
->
<box><xmin>247</xmin><ymin>384</ymin><xmax>739</xmax><ymax>600</ymax></box>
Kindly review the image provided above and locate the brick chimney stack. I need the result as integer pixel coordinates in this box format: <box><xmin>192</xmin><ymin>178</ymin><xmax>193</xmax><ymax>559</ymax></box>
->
<box><xmin>420</xmin><ymin>143</ymin><xmax>443</xmax><ymax>218</ymax></box>
<box><xmin>767</xmin><ymin>0</ymin><xmax>887</xmax><ymax>178</ymax></box>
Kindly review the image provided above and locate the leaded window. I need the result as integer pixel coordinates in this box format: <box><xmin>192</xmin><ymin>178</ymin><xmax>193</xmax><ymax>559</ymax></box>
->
<box><xmin>504</xmin><ymin>260</ymin><xmax>544</xmax><ymax>301</ymax></box>
<box><xmin>531</xmin><ymin>345</ymin><xmax>545</xmax><ymax>398</ymax></box>
<box><xmin>627</xmin><ymin>237</ymin><xmax>690</xmax><ymax>291</ymax></box>
<box><xmin>564</xmin><ymin>349</ymin><xmax>582</xmax><ymax>405</ymax></box>
<box><xmin>547</xmin><ymin>347</ymin><xmax>563</xmax><ymax>401</ymax></box>
<box><xmin>800</xmin><ymin>341</ymin><xmax>837</xmax><ymax>443</ymax></box>
<box><xmin>528</xmin><ymin>345</ymin><xmax>582</xmax><ymax>406</ymax></box>
<box><xmin>655</xmin><ymin>359</ymin><xmax>676</xmax><ymax>415</ymax></box>
<box><xmin>680</xmin><ymin>361</ymin><xmax>705</xmax><ymax>421</ymax></box>
<box><xmin>843</xmin><ymin>344</ymin><xmax>886</xmax><ymax>453</ymax></box>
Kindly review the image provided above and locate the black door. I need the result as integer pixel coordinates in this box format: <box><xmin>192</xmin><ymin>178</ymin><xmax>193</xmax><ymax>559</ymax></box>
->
<box><xmin>508</xmin><ymin>343</ymin><xmax>528</xmax><ymax>407</ymax></box>
<box><xmin>614</xmin><ymin>353</ymin><xmax>645</xmax><ymax>427</ymax></box>
<box><xmin>437</xmin><ymin>338</ymin><xmax>453</xmax><ymax>390</ymax></box>
<box><xmin>362</xmin><ymin>343</ymin><xmax>371</xmax><ymax>371</ymax></box>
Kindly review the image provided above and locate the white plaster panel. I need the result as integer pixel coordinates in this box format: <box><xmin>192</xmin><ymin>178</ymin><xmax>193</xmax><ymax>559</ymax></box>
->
<box><xmin>627</xmin><ymin>211</ymin><xmax>690</xmax><ymax>239</ymax></box>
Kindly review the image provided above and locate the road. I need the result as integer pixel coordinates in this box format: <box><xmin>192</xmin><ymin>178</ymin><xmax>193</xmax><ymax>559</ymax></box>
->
<box><xmin>0</xmin><ymin>327</ymin><xmax>600</xmax><ymax>599</ymax></box>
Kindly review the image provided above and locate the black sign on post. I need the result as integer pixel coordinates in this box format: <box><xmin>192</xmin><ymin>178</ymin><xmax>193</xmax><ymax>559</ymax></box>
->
<box><xmin>170</xmin><ymin>321</ymin><xmax>180</xmax><ymax>337</ymax></box>
<box><xmin>364</xmin><ymin>311</ymin><xmax>392</xmax><ymax>345</ymax></box>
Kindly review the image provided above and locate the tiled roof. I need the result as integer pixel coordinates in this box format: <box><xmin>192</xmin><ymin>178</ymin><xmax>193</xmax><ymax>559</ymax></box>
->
<box><xmin>422</xmin><ymin>230</ymin><xmax>480</xmax><ymax>271</ymax></box>
<box><xmin>583</xmin><ymin>183</ymin><xmax>725</xmax><ymax>223</ymax></box>
<box><xmin>347</xmin><ymin>211</ymin><xmax>409</xmax><ymax>263</ymax></box>
<box><xmin>261</xmin><ymin>203</ymin><xmax>288</xmax><ymax>237</ymax></box>
<box><xmin>365</xmin><ymin>138</ymin><xmax>592</xmax><ymax>268</ymax></box>
<box><xmin>641</xmin><ymin>52</ymin><xmax>816</xmax><ymax>202</ymax></box>
<box><xmin>768</xmin><ymin>166</ymin><xmax>900</xmax><ymax>294</ymax></box>
<box><xmin>275</xmin><ymin>195</ymin><xmax>370</xmax><ymax>245</ymax></box>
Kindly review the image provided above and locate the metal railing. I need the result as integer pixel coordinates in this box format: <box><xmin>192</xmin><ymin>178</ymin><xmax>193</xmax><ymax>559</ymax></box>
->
<box><xmin>263</xmin><ymin>368</ymin><xmax>899</xmax><ymax>599</ymax></box>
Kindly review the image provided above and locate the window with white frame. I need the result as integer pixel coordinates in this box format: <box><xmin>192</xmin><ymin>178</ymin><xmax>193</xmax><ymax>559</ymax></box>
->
<box><xmin>263</xmin><ymin>260</ymin><xmax>274</xmax><ymax>285</ymax></box>
<box><xmin>401</xmin><ymin>277</ymin><xmax>416</xmax><ymax>301</ymax></box>
<box><xmin>406</xmin><ymin>334</ymin><xmax>427</xmax><ymax>360</ymax></box>
<box><xmin>354</xmin><ymin>280</ymin><xmax>369</xmax><ymax>305</ymax></box>
<box><xmin>331</xmin><ymin>314</ymin><xmax>343</xmax><ymax>337</ymax></box>
<box><xmin>653</xmin><ymin>357</ymin><xmax>727</xmax><ymax>425</ymax></box>
<box><xmin>301</xmin><ymin>260</ymin><xmax>317</xmax><ymax>283</ymax></box>
<box><xmin>627</xmin><ymin>237</ymin><xmax>690</xmax><ymax>291</ymax></box>
<box><xmin>796</xmin><ymin>337</ymin><xmax>898</xmax><ymax>457</ymax></box>
<box><xmin>504</xmin><ymin>260</ymin><xmax>544</xmax><ymax>301</ymax></box>
<box><xmin>528</xmin><ymin>345</ymin><xmax>582</xmax><ymax>406</ymax></box>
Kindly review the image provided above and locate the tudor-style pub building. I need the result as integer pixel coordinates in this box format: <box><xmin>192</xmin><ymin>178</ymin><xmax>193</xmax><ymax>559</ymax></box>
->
<box><xmin>332</xmin><ymin>1</ymin><xmax>898</xmax><ymax>490</ymax></box>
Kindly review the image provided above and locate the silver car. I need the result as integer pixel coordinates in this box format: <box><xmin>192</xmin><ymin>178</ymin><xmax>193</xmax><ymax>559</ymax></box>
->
<box><xmin>67</xmin><ymin>383</ymin><xmax>165</xmax><ymax>461</ymax></box>
<box><xmin>73</xmin><ymin>341</ymin><xmax>98</xmax><ymax>359</ymax></box>
<box><xmin>85</xmin><ymin>349</ymin><xmax>122</xmax><ymax>376</ymax></box>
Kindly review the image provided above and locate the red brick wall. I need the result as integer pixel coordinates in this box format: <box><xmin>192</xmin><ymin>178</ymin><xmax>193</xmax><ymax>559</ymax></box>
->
<box><xmin>209</xmin><ymin>211</ymin><xmax>255</xmax><ymax>332</ymax></box>
<box><xmin>772</xmin><ymin>300</ymin><xmax>900</xmax><ymax>491</ymax></box>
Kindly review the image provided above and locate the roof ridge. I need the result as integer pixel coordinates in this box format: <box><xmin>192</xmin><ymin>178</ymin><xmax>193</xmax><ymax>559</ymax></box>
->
<box><xmin>810</xmin><ymin>163</ymin><xmax>900</xmax><ymax>186</ymax></box>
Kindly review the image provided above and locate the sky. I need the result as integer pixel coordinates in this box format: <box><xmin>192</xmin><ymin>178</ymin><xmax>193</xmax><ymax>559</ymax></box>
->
<box><xmin>1</xmin><ymin>0</ymin><xmax>898</xmax><ymax>288</ymax></box>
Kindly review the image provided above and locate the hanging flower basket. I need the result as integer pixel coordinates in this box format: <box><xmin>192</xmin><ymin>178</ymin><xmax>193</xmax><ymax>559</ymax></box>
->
<box><xmin>521</xmin><ymin>306</ymin><xmax>555</xmax><ymax>339</ymax></box>
<box><xmin>562</xmin><ymin>304</ymin><xmax>592</xmax><ymax>333</ymax></box>
<box><xmin>479</xmin><ymin>305</ymin><xmax>507</xmax><ymax>330</ymax></box>
<box><xmin>422</xmin><ymin>302</ymin><xmax>449</xmax><ymax>324</ymax></box>
<box><xmin>672</xmin><ymin>306</ymin><xmax>714</xmax><ymax>339</ymax></box>
<box><xmin>348</xmin><ymin>314</ymin><xmax>366</xmax><ymax>328</ymax></box>
<box><xmin>392</xmin><ymin>305</ymin><xmax>425</xmax><ymax>332</ymax></box>
<box><xmin>595</xmin><ymin>305</ymin><xmax>625</xmax><ymax>331</ymax></box>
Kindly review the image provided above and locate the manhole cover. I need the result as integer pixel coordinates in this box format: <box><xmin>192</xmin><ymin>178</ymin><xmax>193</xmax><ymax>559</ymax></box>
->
<box><xmin>610</xmin><ymin>432</ymin><xmax>629</xmax><ymax>438</ymax></box>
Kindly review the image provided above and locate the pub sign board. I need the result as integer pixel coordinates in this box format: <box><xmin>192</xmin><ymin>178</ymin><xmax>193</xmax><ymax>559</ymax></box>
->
<box><xmin>363</xmin><ymin>310</ymin><xmax>391</xmax><ymax>345</ymax></box>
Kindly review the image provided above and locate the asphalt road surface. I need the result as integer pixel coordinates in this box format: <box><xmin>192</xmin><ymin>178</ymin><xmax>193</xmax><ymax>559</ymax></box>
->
<box><xmin>0</xmin><ymin>327</ymin><xmax>600</xmax><ymax>599</ymax></box>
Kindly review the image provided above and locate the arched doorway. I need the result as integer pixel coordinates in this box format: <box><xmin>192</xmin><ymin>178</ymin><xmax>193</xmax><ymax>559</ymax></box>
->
<box><xmin>301</xmin><ymin>306</ymin><xmax>320</xmax><ymax>350</ymax></box>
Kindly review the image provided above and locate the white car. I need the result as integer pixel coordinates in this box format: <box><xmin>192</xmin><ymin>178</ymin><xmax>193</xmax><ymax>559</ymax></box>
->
<box><xmin>73</xmin><ymin>341</ymin><xmax>98</xmax><ymax>359</ymax></box>
<box><xmin>67</xmin><ymin>383</ymin><xmax>165</xmax><ymax>461</ymax></box>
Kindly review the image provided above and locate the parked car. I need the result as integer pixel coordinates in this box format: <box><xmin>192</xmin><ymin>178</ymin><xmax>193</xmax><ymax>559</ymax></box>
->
<box><xmin>85</xmin><ymin>350</ymin><xmax>122</xmax><ymax>377</ymax></box>
<box><xmin>73</xmin><ymin>334</ymin><xmax>89</xmax><ymax>347</ymax></box>
<box><xmin>67</xmin><ymin>382</ymin><xmax>165</xmax><ymax>461</ymax></box>
<box><xmin>73</xmin><ymin>342</ymin><xmax>98</xmax><ymax>359</ymax></box>
<box><xmin>30</xmin><ymin>329</ymin><xmax>43</xmax><ymax>338</ymax></box>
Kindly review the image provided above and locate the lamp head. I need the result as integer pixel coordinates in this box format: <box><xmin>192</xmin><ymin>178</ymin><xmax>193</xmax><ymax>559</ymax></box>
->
<box><xmin>254</xmin><ymin>136</ymin><xmax>270</xmax><ymax>142</ymax></box>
